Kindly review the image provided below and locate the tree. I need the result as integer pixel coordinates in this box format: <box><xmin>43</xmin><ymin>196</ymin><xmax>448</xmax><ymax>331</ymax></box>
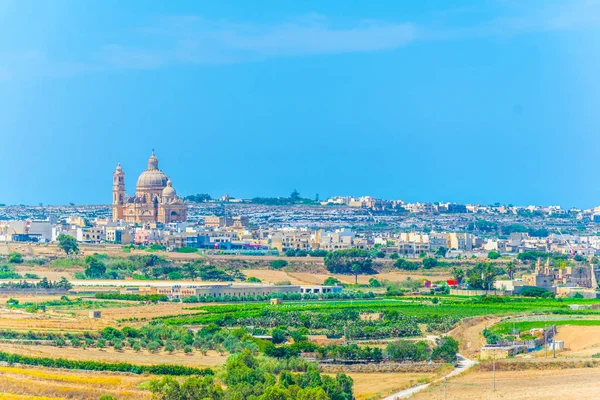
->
<box><xmin>184</xmin><ymin>263</ymin><xmax>198</xmax><ymax>280</ymax></box>
<box><xmin>324</xmin><ymin>249</ymin><xmax>374</xmax><ymax>276</ymax></box>
<box><xmin>435</xmin><ymin>247</ymin><xmax>448</xmax><ymax>258</ymax></box>
<box><xmin>84</xmin><ymin>256</ymin><xmax>106</xmax><ymax>278</ymax></box>
<box><xmin>272</xmin><ymin>328</ymin><xmax>286</xmax><ymax>344</ymax></box>
<box><xmin>431</xmin><ymin>337</ymin><xmax>459</xmax><ymax>363</ymax></box>
<box><xmin>389</xmin><ymin>252</ymin><xmax>399</xmax><ymax>260</ymax></box>
<box><xmin>487</xmin><ymin>251</ymin><xmax>501</xmax><ymax>260</ymax></box>
<box><xmin>57</xmin><ymin>234</ymin><xmax>78</xmax><ymax>255</ymax></box>
<box><xmin>290</xmin><ymin>189</ymin><xmax>301</xmax><ymax>201</ymax></box>
<box><xmin>466</xmin><ymin>262</ymin><xmax>501</xmax><ymax>290</ymax></box>
<box><xmin>505</xmin><ymin>261</ymin><xmax>517</xmax><ymax>279</ymax></box>
<box><xmin>451</xmin><ymin>267</ymin><xmax>465</xmax><ymax>284</ymax></box>
<box><xmin>351</xmin><ymin>264</ymin><xmax>361</xmax><ymax>284</ymax></box>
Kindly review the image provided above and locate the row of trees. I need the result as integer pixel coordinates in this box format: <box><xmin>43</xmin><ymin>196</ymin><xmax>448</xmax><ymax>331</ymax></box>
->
<box><xmin>80</xmin><ymin>254</ymin><xmax>241</xmax><ymax>282</ymax></box>
<box><xmin>0</xmin><ymin>277</ymin><xmax>72</xmax><ymax>290</ymax></box>
<box><xmin>150</xmin><ymin>351</ymin><xmax>353</xmax><ymax>400</ymax></box>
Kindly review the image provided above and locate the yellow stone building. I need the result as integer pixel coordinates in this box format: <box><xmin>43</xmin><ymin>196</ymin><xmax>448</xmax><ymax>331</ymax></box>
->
<box><xmin>112</xmin><ymin>152</ymin><xmax>187</xmax><ymax>224</ymax></box>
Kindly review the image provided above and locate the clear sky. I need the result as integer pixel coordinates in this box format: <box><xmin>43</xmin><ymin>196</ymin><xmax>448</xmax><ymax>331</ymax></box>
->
<box><xmin>1</xmin><ymin>0</ymin><xmax>599</xmax><ymax>207</ymax></box>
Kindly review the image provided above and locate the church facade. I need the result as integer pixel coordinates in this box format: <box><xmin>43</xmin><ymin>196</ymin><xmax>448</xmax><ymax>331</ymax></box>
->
<box><xmin>112</xmin><ymin>152</ymin><xmax>187</xmax><ymax>224</ymax></box>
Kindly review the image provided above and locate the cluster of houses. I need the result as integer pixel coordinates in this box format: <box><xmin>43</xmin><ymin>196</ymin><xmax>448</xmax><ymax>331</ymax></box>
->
<box><xmin>3</xmin><ymin>213</ymin><xmax>600</xmax><ymax>261</ymax></box>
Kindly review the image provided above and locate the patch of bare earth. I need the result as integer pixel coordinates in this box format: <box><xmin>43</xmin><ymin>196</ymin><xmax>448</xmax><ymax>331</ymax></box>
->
<box><xmin>448</xmin><ymin>316</ymin><xmax>501</xmax><ymax>359</ymax></box>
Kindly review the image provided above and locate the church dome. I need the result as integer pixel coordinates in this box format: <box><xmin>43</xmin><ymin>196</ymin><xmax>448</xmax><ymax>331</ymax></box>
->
<box><xmin>162</xmin><ymin>179</ymin><xmax>176</xmax><ymax>197</ymax></box>
<box><xmin>136</xmin><ymin>152</ymin><xmax>168</xmax><ymax>191</ymax></box>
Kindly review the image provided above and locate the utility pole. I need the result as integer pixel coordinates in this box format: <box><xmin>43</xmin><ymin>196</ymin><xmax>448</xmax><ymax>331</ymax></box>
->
<box><xmin>492</xmin><ymin>349</ymin><xmax>496</xmax><ymax>392</ymax></box>
<box><xmin>544</xmin><ymin>317</ymin><xmax>548</xmax><ymax>359</ymax></box>
<box><xmin>444</xmin><ymin>376</ymin><xmax>447</xmax><ymax>400</ymax></box>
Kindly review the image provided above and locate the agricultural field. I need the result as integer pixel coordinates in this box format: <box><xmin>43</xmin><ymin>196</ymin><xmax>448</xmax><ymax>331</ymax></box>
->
<box><xmin>412</xmin><ymin>366</ymin><xmax>600</xmax><ymax>399</ymax></box>
<box><xmin>0</xmin><ymin>364</ymin><xmax>150</xmax><ymax>400</ymax></box>
<box><xmin>2</xmin><ymin>254</ymin><xmax>600</xmax><ymax>400</ymax></box>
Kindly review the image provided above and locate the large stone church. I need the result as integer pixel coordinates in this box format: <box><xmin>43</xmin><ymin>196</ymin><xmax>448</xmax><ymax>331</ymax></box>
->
<box><xmin>112</xmin><ymin>152</ymin><xmax>187</xmax><ymax>224</ymax></box>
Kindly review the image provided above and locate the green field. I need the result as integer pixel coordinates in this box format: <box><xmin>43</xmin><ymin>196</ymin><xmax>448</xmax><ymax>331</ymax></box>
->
<box><xmin>490</xmin><ymin>318</ymin><xmax>600</xmax><ymax>334</ymax></box>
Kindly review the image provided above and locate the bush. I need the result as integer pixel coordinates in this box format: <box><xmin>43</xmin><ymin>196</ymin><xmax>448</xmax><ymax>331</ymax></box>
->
<box><xmin>175</xmin><ymin>247</ymin><xmax>198</xmax><ymax>253</ymax></box>
<box><xmin>270</xmin><ymin>260</ymin><xmax>288</xmax><ymax>269</ymax></box>
<box><xmin>422</xmin><ymin>258</ymin><xmax>438</xmax><ymax>269</ymax></box>
<box><xmin>394</xmin><ymin>258</ymin><xmax>419</xmax><ymax>271</ymax></box>
<box><xmin>246</xmin><ymin>277</ymin><xmax>262</xmax><ymax>283</ymax></box>
<box><xmin>488</xmin><ymin>251</ymin><xmax>501</xmax><ymax>260</ymax></box>
<box><xmin>167</xmin><ymin>271</ymin><xmax>184</xmax><ymax>280</ymax></box>
<box><xmin>272</xmin><ymin>328</ymin><xmax>287</xmax><ymax>344</ymax></box>
<box><xmin>8</xmin><ymin>253</ymin><xmax>23</xmax><ymax>264</ymax></box>
<box><xmin>431</xmin><ymin>337</ymin><xmax>459</xmax><ymax>363</ymax></box>
<box><xmin>285</xmin><ymin>249</ymin><xmax>296</xmax><ymax>257</ymax></box>
<box><xmin>165</xmin><ymin>342</ymin><xmax>175</xmax><ymax>353</ymax></box>
<box><xmin>6</xmin><ymin>298</ymin><xmax>18</xmax><ymax>306</ymax></box>
<box><xmin>520</xmin><ymin>287</ymin><xmax>555</xmax><ymax>298</ymax></box>
<box><xmin>148</xmin><ymin>341</ymin><xmax>161</xmax><ymax>352</ymax></box>
<box><xmin>184</xmin><ymin>345</ymin><xmax>193</xmax><ymax>354</ymax></box>
<box><xmin>323</xmin><ymin>277</ymin><xmax>342</xmax><ymax>286</ymax></box>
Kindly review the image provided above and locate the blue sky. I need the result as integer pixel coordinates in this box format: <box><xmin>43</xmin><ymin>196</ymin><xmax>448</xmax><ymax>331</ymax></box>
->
<box><xmin>1</xmin><ymin>0</ymin><xmax>600</xmax><ymax>207</ymax></box>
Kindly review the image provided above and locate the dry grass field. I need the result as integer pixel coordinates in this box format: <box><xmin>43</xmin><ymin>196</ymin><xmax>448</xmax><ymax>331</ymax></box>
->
<box><xmin>0</xmin><ymin>343</ymin><xmax>228</xmax><ymax>367</ymax></box>
<box><xmin>348</xmin><ymin>372</ymin><xmax>435</xmax><ymax>400</ymax></box>
<box><xmin>554</xmin><ymin>325</ymin><xmax>600</xmax><ymax>357</ymax></box>
<box><xmin>0</xmin><ymin>365</ymin><xmax>151</xmax><ymax>400</ymax></box>
<box><xmin>411</xmin><ymin>367</ymin><xmax>600</xmax><ymax>400</ymax></box>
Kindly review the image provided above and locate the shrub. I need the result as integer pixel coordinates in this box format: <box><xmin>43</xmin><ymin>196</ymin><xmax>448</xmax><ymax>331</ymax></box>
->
<box><xmin>270</xmin><ymin>260</ymin><xmax>288</xmax><ymax>269</ymax></box>
<box><xmin>148</xmin><ymin>341</ymin><xmax>161</xmax><ymax>352</ymax></box>
<box><xmin>431</xmin><ymin>337</ymin><xmax>459</xmax><ymax>363</ymax></box>
<box><xmin>520</xmin><ymin>287</ymin><xmax>555</xmax><ymax>298</ymax></box>
<box><xmin>323</xmin><ymin>277</ymin><xmax>342</xmax><ymax>286</ymax></box>
<box><xmin>394</xmin><ymin>258</ymin><xmax>419</xmax><ymax>271</ymax></box>
<box><xmin>8</xmin><ymin>252</ymin><xmax>23</xmax><ymax>264</ymax></box>
<box><xmin>175</xmin><ymin>247</ymin><xmax>198</xmax><ymax>253</ymax></box>
<box><xmin>272</xmin><ymin>328</ymin><xmax>287</xmax><ymax>344</ymax></box>
<box><xmin>488</xmin><ymin>251</ymin><xmax>501</xmax><ymax>260</ymax></box>
<box><xmin>422</xmin><ymin>258</ymin><xmax>438</xmax><ymax>269</ymax></box>
<box><xmin>184</xmin><ymin>345</ymin><xmax>193</xmax><ymax>354</ymax></box>
<box><xmin>246</xmin><ymin>277</ymin><xmax>262</xmax><ymax>283</ymax></box>
<box><xmin>285</xmin><ymin>249</ymin><xmax>297</xmax><ymax>257</ymax></box>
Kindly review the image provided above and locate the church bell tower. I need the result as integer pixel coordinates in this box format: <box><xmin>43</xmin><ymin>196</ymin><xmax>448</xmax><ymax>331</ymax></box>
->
<box><xmin>112</xmin><ymin>163</ymin><xmax>125</xmax><ymax>221</ymax></box>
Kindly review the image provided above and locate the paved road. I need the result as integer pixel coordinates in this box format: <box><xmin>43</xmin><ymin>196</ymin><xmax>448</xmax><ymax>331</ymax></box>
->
<box><xmin>381</xmin><ymin>354</ymin><xmax>477</xmax><ymax>400</ymax></box>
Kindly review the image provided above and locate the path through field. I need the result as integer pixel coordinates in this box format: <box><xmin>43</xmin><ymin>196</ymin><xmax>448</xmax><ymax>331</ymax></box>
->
<box><xmin>381</xmin><ymin>354</ymin><xmax>477</xmax><ymax>400</ymax></box>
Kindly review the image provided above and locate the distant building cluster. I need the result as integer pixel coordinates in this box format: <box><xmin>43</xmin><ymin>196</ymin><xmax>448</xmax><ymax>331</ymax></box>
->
<box><xmin>3</xmin><ymin>158</ymin><xmax>600</xmax><ymax>261</ymax></box>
